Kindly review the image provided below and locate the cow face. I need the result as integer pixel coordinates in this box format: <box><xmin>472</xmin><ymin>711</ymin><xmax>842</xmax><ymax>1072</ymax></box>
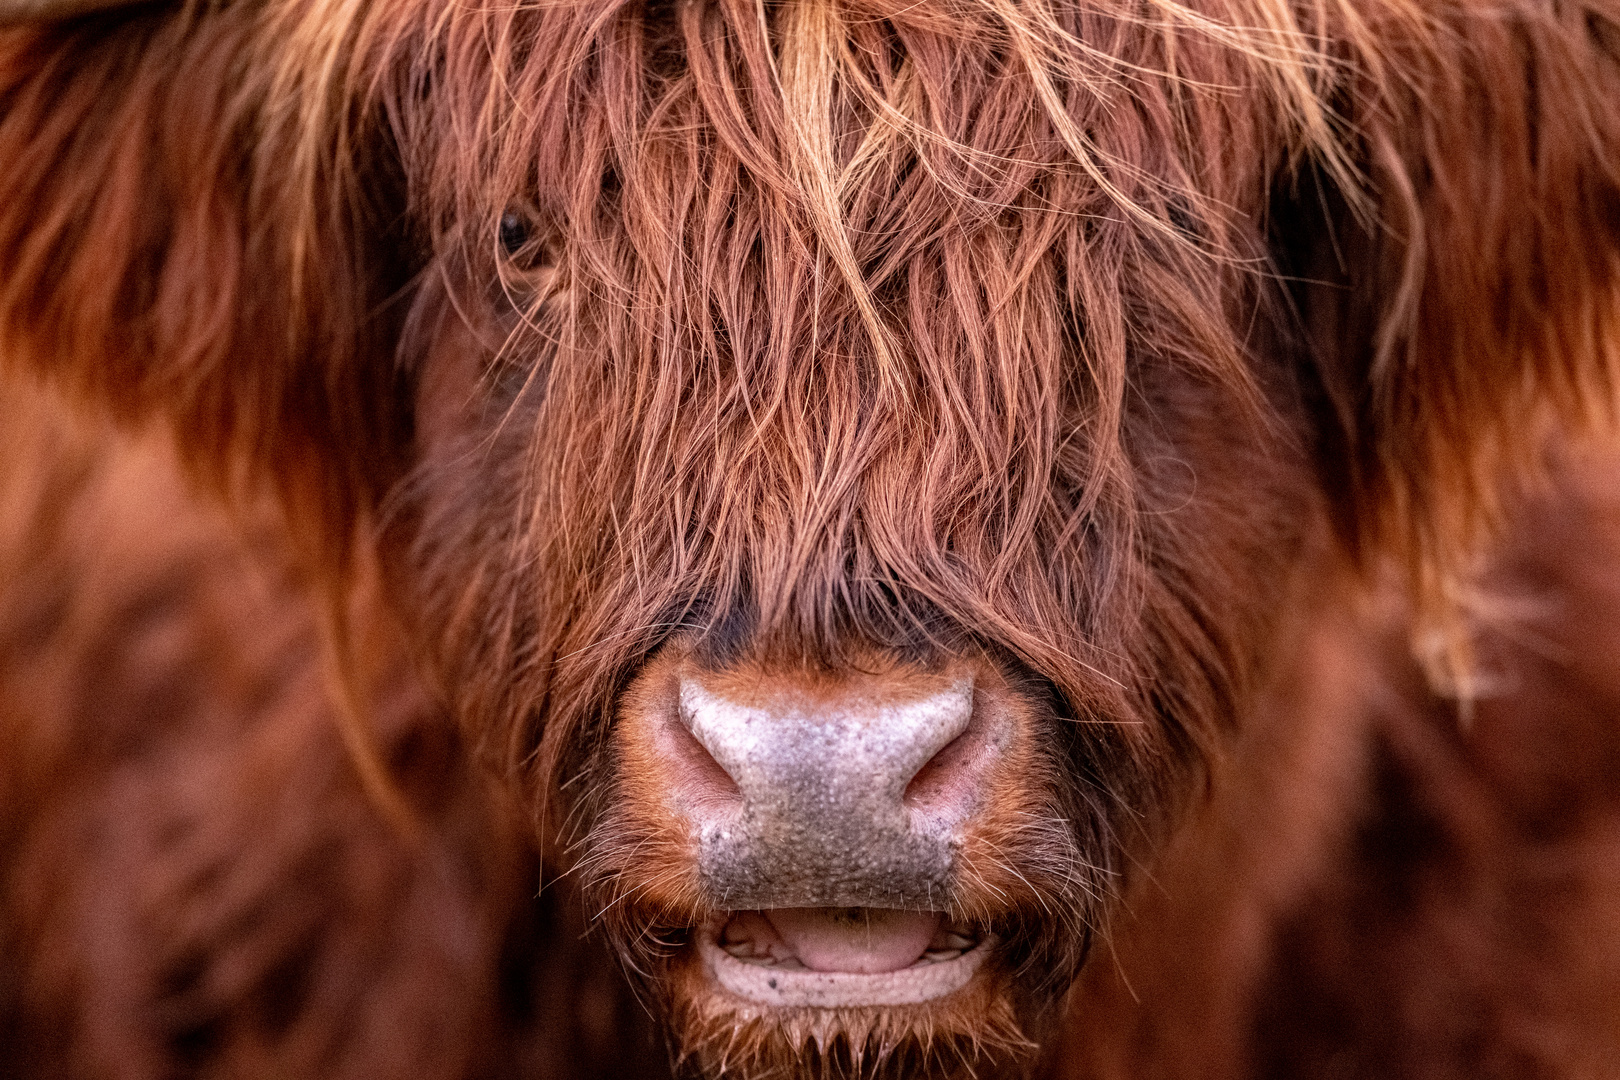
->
<box><xmin>387</xmin><ymin>3</ymin><xmax>1320</xmax><ymax>1073</ymax></box>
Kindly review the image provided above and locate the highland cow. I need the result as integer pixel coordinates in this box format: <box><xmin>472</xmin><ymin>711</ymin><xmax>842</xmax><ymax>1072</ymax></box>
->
<box><xmin>2</xmin><ymin>0</ymin><xmax>1620</xmax><ymax>1077</ymax></box>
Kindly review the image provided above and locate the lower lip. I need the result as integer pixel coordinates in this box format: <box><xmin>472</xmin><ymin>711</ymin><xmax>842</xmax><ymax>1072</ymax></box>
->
<box><xmin>699</xmin><ymin>925</ymin><xmax>994</xmax><ymax>1008</ymax></box>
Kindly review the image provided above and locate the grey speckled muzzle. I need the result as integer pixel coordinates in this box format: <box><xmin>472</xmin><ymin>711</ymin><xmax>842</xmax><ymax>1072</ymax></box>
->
<box><xmin>679</xmin><ymin>675</ymin><xmax>984</xmax><ymax>910</ymax></box>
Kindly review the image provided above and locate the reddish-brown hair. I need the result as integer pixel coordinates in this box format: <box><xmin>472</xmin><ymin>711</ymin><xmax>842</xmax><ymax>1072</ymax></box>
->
<box><xmin>2</xmin><ymin>0</ymin><xmax>1620</xmax><ymax>1075</ymax></box>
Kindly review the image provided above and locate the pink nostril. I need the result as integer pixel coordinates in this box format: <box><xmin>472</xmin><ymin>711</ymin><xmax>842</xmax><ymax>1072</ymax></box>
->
<box><xmin>662</xmin><ymin>715</ymin><xmax>742</xmax><ymax>810</ymax></box>
<box><xmin>903</xmin><ymin>727</ymin><xmax>985</xmax><ymax>810</ymax></box>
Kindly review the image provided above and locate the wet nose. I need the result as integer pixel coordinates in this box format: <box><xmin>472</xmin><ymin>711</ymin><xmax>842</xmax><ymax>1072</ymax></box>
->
<box><xmin>677</xmin><ymin>672</ymin><xmax>1003</xmax><ymax>908</ymax></box>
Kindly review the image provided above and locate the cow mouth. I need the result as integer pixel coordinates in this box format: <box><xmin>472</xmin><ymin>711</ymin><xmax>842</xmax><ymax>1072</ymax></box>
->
<box><xmin>699</xmin><ymin>907</ymin><xmax>993</xmax><ymax>1008</ymax></box>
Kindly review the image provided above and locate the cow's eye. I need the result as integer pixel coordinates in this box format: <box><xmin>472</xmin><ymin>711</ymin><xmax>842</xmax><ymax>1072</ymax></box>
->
<box><xmin>498</xmin><ymin>210</ymin><xmax>531</xmax><ymax>257</ymax></box>
<box><xmin>492</xmin><ymin>206</ymin><xmax>560</xmax><ymax>320</ymax></box>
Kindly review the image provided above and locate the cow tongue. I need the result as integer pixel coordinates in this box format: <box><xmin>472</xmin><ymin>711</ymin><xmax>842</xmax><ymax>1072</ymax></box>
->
<box><xmin>763</xmin><ymin>907</ymin><xmax>942</xmax><ymax>974</ymax></box>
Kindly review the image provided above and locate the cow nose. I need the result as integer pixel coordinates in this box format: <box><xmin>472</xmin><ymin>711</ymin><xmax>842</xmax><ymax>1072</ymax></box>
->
<box><xmin>676</xmin><ymin>672</ymin><xmax>1001</xmax><ymax>909</ymax></box>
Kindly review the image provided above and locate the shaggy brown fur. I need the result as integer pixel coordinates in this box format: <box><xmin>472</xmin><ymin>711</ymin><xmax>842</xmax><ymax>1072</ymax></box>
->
<box><xmin>0</xmin><ymin>375</ymin><xmax>669</xmax><ymax>1079</ymax></box>
<box><xmin>1253</xmin><ymin>446</ymin><xmax>1620</xmax><ymax>1080</ymax></box>
<box><xmin>1</xmin><ymin>0</ymin><xmax>1619</xmax><ymax>1077</ymax></box>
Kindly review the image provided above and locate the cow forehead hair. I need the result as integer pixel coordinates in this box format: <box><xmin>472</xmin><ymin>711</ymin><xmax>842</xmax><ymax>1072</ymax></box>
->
<box><xmin>383</xmin><ymin>7</ymin><xmax>1321</xmax><ymax>525</ymax></box>
<box><xmin>411</xmin><ymin>12</ymin><xmax>1295</xmax><ymax>606</ymax></box>
<box><xmin>270</xmin><ymin>0</ymin><xmax>1352</xmax><ymax>329</ymax></box>
<box><xmin>262</xmin><ymin>0</ymin><xmax>1361</xmax><ymax>521</ymax></box>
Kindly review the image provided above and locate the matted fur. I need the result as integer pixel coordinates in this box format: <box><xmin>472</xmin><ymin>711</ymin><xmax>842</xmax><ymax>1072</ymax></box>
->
<box><xmin>2</xmin><ymin>0</ymin><xmax>1620</xmax><ymax>1077</ymax></box>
